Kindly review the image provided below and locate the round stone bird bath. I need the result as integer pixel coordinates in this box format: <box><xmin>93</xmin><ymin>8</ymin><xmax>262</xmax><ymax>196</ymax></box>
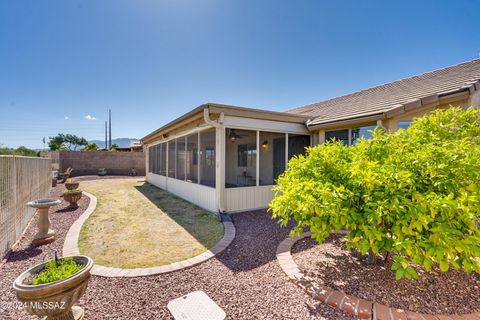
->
<box><xmin>27</xmin><ymin>199</ymin><xmax>61</xmax><ymax>246</ymax></box>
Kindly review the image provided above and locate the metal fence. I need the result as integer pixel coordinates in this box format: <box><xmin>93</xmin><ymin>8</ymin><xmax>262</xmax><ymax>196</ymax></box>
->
<box><xmin>0</xmin><ymin>156</ymin><xmax>52</xmax><ymax>259</ymax></box>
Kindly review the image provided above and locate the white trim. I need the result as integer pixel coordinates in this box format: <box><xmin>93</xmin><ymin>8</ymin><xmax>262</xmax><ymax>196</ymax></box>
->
<box><xmin>256</xmin><ymin>130</ymin><xmax>260</xmax><ymax>187</ymax></box>
<box><xmin>285</xmin><ymin>133</ymin><xmax>289</xmax><ymax>170</ymax></box>
<box><xmin>223</xmin><ymin>116</ymin><xmax>309</xmax><ymax>134</ymax></box>
<box><xmin>145</xmin><ymin>125</ymin><xmax>213</xmax><ymax>147</ymax></box>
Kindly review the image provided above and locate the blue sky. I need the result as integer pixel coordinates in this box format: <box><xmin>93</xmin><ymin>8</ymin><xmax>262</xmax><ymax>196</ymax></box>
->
<box><xmin>1</xmin><ymin>0</ymin><xmax>479</xmax><ymax>148</ymax></box>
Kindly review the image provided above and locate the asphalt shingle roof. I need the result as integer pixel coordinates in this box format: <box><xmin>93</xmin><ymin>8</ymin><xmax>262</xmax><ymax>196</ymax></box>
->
<box><xmin>288</xmin><ymin>58</ymin><xmax>480</xmax><ymax>126</ymax></box>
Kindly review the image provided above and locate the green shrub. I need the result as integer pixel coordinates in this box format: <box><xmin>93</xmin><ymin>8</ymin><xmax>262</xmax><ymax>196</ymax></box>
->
<box><xmin>270</xmin><ymin>107</ymin><xmax>480</xmax><ymax>280</ymax></box>
<box><xmin>33</xmin><ymin>257</ymin><xmax>84</xmax><ymax>285</ymax></box>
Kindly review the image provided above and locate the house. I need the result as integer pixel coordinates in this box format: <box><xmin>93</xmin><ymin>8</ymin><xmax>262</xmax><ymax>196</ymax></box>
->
<box><xmin>115</xmin><ymin>141</ymin><xmax>143</xmax><ymax>152</ymax></box>
<box><xmin>141</xmin><ymin>58</ymin><xmax>480</xmax><ymax>213</ymax></box>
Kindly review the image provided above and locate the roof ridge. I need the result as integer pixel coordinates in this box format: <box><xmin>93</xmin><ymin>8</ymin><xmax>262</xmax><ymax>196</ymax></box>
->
<box><xmin>287</xmin><ymin>57</ymin><xmax>480</xmax><ymax>113</ymax></box>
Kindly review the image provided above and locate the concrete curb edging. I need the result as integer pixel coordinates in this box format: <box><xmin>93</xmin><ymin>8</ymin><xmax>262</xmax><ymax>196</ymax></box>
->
<box><xmin>63</xmin><ymin>191</ymin><xmax>235</xmax><ymax>277</ymax></box>
<box><xmin>276</xmin><ymin>233</ymin><xmax>480</xmax><ymax>320</ymax></box>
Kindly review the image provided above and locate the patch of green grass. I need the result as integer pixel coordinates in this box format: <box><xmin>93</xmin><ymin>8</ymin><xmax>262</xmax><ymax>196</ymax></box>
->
<box><xmin>33</xmin><ymin>258</ymin><xmax>84</xmax><ymax>285</ymax></box>
<box><xmin>78</xmin><ymin>179</ymin><xmax>224</xmax><ymax>268</ymax></box>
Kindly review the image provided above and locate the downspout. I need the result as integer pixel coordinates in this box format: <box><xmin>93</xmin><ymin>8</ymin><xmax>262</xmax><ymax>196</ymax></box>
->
<box><xmin>203</xmin><ymin>108</ymin><xmax>227</xmax><ymax>214</ymax></box>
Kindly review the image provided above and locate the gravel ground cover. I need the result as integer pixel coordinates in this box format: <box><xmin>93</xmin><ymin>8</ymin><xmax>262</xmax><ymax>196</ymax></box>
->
<box><xmin>292</xmin><ymin>234</ymin><xmax>480</xmax><ymax>315</ymax></box>
<box><xmin>0</xmin><ymin>176</ymin><xmax>353</xmax><ymax>320</ymax></box>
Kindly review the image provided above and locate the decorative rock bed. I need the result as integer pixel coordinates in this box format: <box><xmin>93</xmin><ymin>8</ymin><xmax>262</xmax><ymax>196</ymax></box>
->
<box><xmin>276</xmin><ymin>233</ymin><xmax>480</xmax><ymax>320</ymax></box>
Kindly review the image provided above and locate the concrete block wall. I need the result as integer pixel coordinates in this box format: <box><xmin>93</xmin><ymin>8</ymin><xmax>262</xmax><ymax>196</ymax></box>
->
<box><xmin>57</xmin><ymin>151</ymin><xmax>145</xmax><ymax>176</ymax></box>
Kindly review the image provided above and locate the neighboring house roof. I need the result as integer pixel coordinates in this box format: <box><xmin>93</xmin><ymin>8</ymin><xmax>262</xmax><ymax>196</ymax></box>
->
<box><xmin>288</xmin><ymin>58</ymin><xmax>480</xmax><ymax>127</ymax></box>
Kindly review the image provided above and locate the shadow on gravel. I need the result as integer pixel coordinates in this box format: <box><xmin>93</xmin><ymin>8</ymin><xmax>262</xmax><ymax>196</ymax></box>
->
<box><xmin>55</xmin><ymin>206</ymin><xmax>78</xmax><ymax>213</ymax></box>
<box><xmin>214</xmin><ymin>210</ymin><xmax>313</xmax><ymax>273</ymax></box>
<box><xmin>7</xmin><ymin>246</ymin><xmax>43</xmax><ymax>262</ymax></box>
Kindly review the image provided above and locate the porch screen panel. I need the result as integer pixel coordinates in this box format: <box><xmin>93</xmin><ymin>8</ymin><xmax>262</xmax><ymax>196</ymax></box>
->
<box><xmin>168</xmin><ymin>140</ymin><xmax>176</xmax><ymax>178</ymax></box>
<box><xmin>148</xmin><ymin>146</ymin><xmax>153</xmax><ymax>173</ymax></box>
<box><xmin>176</xmin><ymin>136</ymin><xmax>186</xmax><ymax>181</ymax></box>
<box><xmin>288</xmin><ymin>134</ymin><xmax>310</xmax><ymax>160</ymax></box>
<box><xmin>153</xmin><ymin>145</ymin><xmax>158</xmax><ymax>174</ymax></box>
<box><xmin>199</xmin><ymin>128</ymin><xmax>216</xmax><ymax>188</ymax></box>
<box><xmin>186</xmin><ymin>133</ymin><xmax>198</xmax><ymax>183</ymax></box>
<box><xmin>225</xmin><ymin>129</ymin><xmax>257</xmax><ymax>188</ymax></box>
<box><xmin>259</xmin><ymin>131</ymin><xmax>286</xmax><ymax>185</ymax></box>
<box><xmin>159</xmin><ymin>143</ymin><xmax>167</xmax><ymax>176</ymax></box>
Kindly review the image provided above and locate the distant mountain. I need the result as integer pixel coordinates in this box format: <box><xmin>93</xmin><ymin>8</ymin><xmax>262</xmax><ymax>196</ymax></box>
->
<box><xmin>89</xmin><ymin>138</ymin><xmax>139</xmax><ymax>148</ymax></box>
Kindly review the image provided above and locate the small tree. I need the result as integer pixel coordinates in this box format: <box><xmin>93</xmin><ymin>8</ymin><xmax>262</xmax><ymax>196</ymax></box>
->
<box><xmin>48</xmin><ymin>134</ymin><xmax>88</xmax><ymax>151</ymax></box>
<box><xmin>270</xmin><ymin>107</ymin><xmax>480</xmax><ymax>280</ymax></box>
<box><xmin>84</xmin><ymin>143</ymin><xmax>98</xmax><ymax>151</ymax></box>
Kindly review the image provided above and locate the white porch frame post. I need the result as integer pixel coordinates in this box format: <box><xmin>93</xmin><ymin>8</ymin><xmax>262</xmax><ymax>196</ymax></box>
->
<box><xmin>256</xmin><ymin>130</ymin><xmax>260</xmax><ymax>186</ymax></box>
<box><xmin>197</xmin><ymin>132</ymin><xmax>201</xmax><ymax>184</ymax></box>
<box><xmin>216</xmin><ymin>126</ymin><xmax>226</xmax><ymax>212</ymax></box>
<box><xmin>285</xmin><ymin>133</ymin><xmax>289</xmax><ymax>170</ymax></box>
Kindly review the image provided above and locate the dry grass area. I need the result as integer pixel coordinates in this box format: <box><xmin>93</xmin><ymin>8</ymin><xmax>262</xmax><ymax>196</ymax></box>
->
<box><xmin>78</xmin><ymin>178</ymin><xmax>224</xmax><ymax>268</ymax></box>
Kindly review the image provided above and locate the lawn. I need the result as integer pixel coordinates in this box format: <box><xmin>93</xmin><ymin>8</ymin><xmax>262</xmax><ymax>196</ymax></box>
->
<box><xmin>78</xmin><ymin>178</ymin><xmax>224</xmax><ymax>268</ymax></box>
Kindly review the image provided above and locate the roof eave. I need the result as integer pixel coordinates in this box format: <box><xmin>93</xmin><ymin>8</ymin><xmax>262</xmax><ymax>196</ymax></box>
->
<box><xmin>306</xmin><ymin>87</ymin><xmax>474</xmax><ymax>131</ymax></box>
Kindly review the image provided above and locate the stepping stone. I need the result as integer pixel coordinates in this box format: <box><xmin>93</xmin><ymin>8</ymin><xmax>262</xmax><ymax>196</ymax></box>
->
<box><xmin>167</xmin><ymin>291</ymin><xmax>226</xmax><ymax>320</ymax></box>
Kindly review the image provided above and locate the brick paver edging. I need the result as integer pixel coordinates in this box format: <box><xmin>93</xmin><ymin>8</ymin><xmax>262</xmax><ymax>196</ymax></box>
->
<box><xmin>276</xmin><ymin>233</ymin><xmax>480</xmax><ymax>320</ymax></box>
<box><xmin>63</xmin><ymin>191</ymin><xmax>236</xmax><ymax>277</ymax></box>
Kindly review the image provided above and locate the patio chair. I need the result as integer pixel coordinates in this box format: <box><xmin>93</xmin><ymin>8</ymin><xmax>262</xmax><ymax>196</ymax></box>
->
<box><xmin>59</xmin><ymin>167</ymin><xmax>73</xmax><ymax>182</ymax></box>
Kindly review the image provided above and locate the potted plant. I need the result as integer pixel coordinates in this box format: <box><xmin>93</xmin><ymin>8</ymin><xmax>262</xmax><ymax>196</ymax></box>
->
<box><xmin>65</xmin><ymin>178</ymin><xmax>79</xmax><ymax>191</ymax></box>
<box><xmin>63</xmin><ymin>188</ymin><xmax>82</xmax><ymax>208</ymax></box>
<box><xmin>13</xmin><ymin>254</ymin><xmax>93</xmax><ymax>320</ymax></box>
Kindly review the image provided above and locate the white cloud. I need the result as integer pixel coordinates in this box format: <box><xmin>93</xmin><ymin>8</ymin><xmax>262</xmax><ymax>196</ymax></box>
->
<box><xmin>84</xmin><ymin>115</ymin><xmax>97</xmax><ymax>121</ymax></box>
<box><xmin>64</xmin><ymin>116</ymin><xmax>69</xmax><ymax>120</ymax></box>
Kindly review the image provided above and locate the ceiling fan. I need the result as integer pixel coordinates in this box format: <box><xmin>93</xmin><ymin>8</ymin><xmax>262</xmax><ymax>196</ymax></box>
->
<box><xmin>227</xmin><ymin>129</ymin><xmax>248</xmax><ymax>142</ymax></box>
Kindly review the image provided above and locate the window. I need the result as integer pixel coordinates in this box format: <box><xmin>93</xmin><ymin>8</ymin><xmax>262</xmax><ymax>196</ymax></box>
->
<box><xmin>186</xmin><ymin>133</ymin><xmax>198</xmax><ymax>183</ymax></box>
<box><xmin>288</xmin><ymin>134</ymin><xmax>310</xmax><ymax>160</ymax></box>
<box><xmin>397</xmin><ymin>120</ymin><xmax>412</xmax><ymax>131</ymax></box>
<box><xmin>199</xmin><ymin>128</ymin><xmax>216</xmax><ymax>187</ymax></box>
<box><xmin>259</xmin><ymin>131</ymin><xmax>286</xmax><ymax>186</ymax></box>
<box><xmin>225</xmin><ymin>129</ymin><xmax>257</xmax><ymax>188</ymax></box>
<box><xmin>237</xmin><ymin>144</ymin><xmax>256</xmax><ymax>167</ymax></box>
<box><xmin>205</xmin><ymin>148</ymin><xmax>215</xmax><ymax>166</ymax></box>
<box><xmin>168</xmin><ymin>140</ymin><xmax>175</xmax><ymax>178</ymax></box>
<box><xmin>351</xmin><ymin>125</ymin><xmax>376</xmax><ymax>145</ymax></box>
<box><xmin>325</xmin><ymin>130</ymin><xmax>349</xmax><ymax>145</ymax></box>
<box><xmin>176</xmin><ymin>137</ymin><xmax>186</xmax><ymax>181</ymax></box>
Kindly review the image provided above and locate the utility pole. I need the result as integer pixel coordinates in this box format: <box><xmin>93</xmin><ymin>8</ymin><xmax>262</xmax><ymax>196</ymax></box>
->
<box><xmin>104</xmin><ymin>121</ymin><xmax>107</xmax><ymax>149</ymax></box>
<box><xmin>108</xmin><ymin>109</ymin><xmax>112</xmax><ymax>148</ymax></box>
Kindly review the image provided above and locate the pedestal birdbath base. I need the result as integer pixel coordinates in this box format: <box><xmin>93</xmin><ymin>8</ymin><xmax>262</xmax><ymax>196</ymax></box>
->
<box><xmin>27</xmin><ymin>199</ymin><xmax>61</xmax><ymax>247</ymax></box>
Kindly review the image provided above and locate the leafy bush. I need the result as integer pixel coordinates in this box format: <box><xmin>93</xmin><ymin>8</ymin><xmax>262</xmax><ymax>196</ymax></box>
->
<box><xmin>33</xmin><ymin>257</ymin><xmax>84</xmax><ymax>285</ymax></box>
<box><xmin>270</xmin><ymin>107</ymin><xmax>480</xmax><ymax>280</ymax></box>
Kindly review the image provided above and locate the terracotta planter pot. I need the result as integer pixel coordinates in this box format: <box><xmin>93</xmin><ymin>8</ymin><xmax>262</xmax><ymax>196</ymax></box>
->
<box><xmin>63</xmin><ymin>190</ymin><xmax>82</xmax><ymax>207</ymax></box>
<box><xmin>13</xmin><ymin>256</ymin><xmax>93</xmax><ymax>320</ymax></box>
<box><xmin>65</xmin><ymin>182</ymin><xmax>79</xmax><ymax>191</ymax></box>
